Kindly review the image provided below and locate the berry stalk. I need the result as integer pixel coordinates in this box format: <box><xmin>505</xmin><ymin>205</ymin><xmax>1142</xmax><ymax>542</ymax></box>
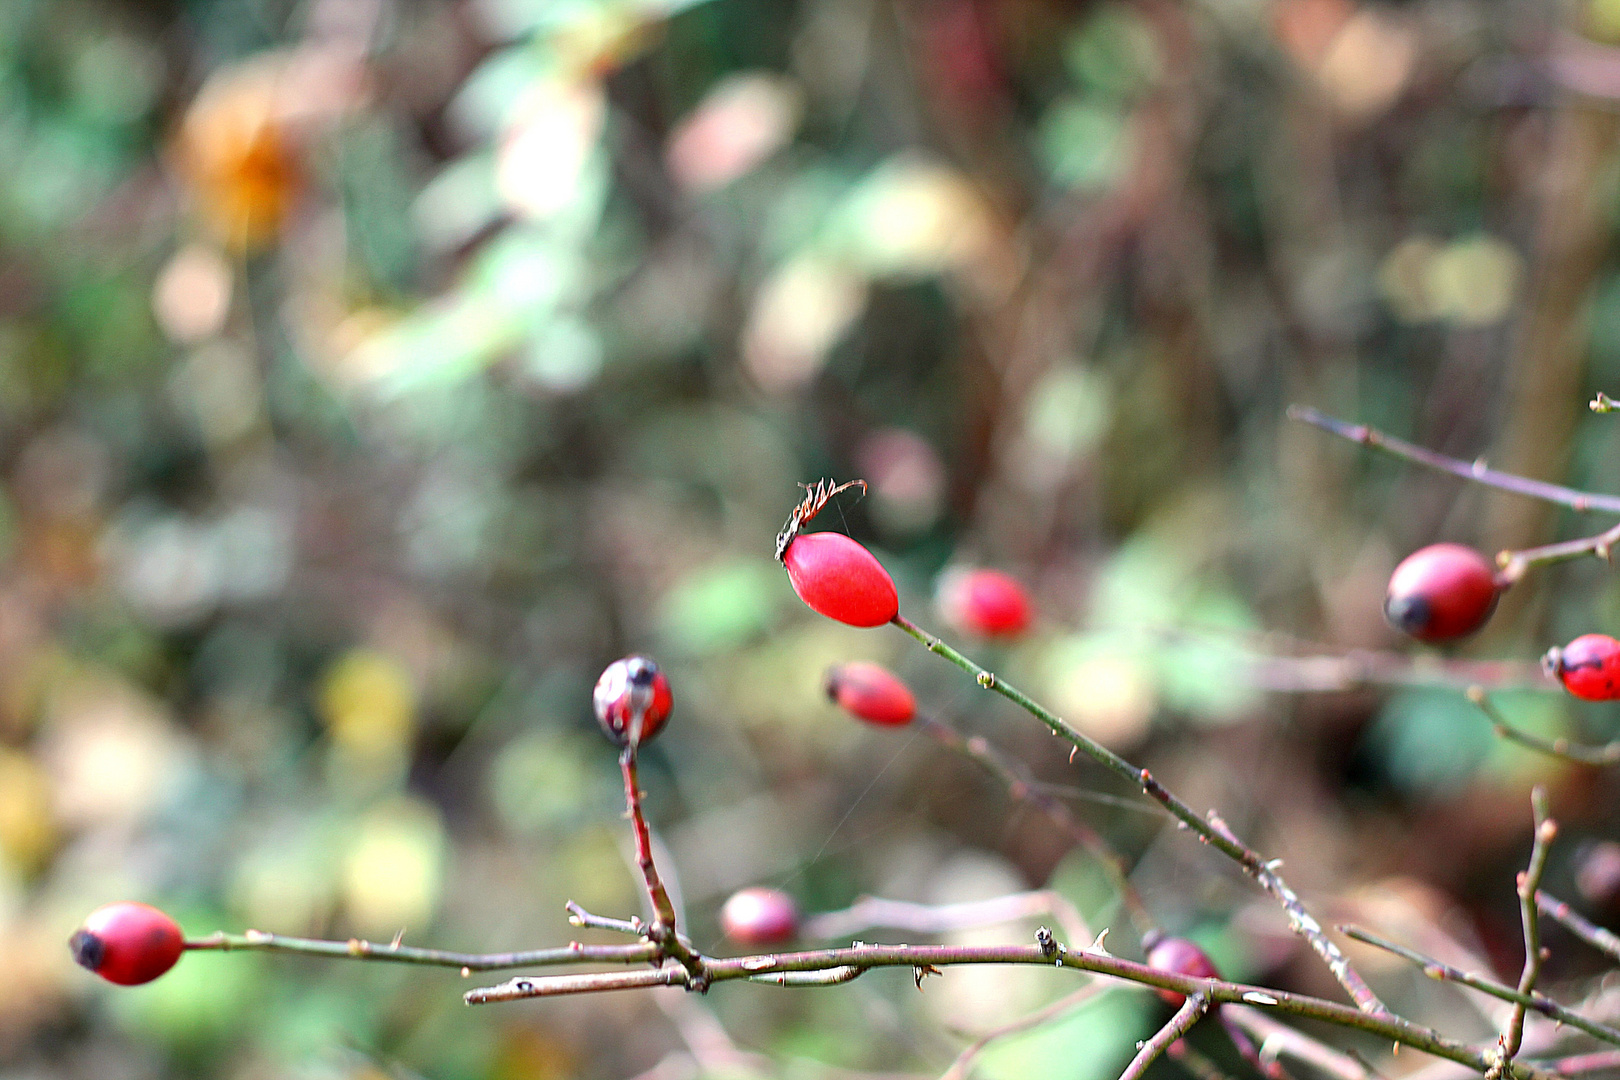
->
<box><xmin>184</xmin><ymin>929</ymin><xmax>659</xmax><ymax>970</ymax></box>
<box><xmin>619</xmin><ymin>746</ymin><xmax>708</xmax><ymax>987</ymax></box>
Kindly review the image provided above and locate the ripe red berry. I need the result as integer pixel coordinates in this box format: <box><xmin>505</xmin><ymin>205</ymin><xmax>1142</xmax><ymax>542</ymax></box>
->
<box><xmin>826</xmin><ymin>661</ymin><xmax>916</xmax><ymax>726</ymax></box>
<box><xmin>593</xmin><ymin>655</ymin><xmax>674</xmax><ymax>746</ymax></box>
<box><xmin>1144</xmin><ymin>933</ymin><xmax>1221</xmax><ymax>1006</ymax></box>
<box><xmin>720</xmin><ymin>887</ymin><xmax>799</xmax><ymax>946</ymax></box>
<box><xmin>1384</xmin><ymin>543</ymin><xmax>1500</xmax><ymax>642</ymax></box>
<box><xmin>1543</xmin><ymin>634</ymin><xmax>1620</xmax><ymax>701</ymax></box>
<box><xmin>936</xmin><ymin>568</ymin><xmax>1032</xmax><ymax>639</ymax></box>
<box><xmin>782</xmin><ymin>532</ymin><xmax>899</xmax><ymax>628</ymax></box>
<box><xmin>70</xmin><ymin>902</ymin><xmax>184</xmax><ymax>986</ymax></box>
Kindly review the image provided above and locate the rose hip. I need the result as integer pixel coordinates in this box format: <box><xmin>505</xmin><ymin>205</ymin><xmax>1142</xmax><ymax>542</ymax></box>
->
<box><xmin>1544</xmin><ymin>634</ymin><xmax>1620</xmax><ymax>701</ymax></box>
<box><xmin>826</xmin><ymin>661</ymin><xmax>916</xmax><ymax>726</ymax></box>
<box><xmin>1384</xmin><ymin>543</ymin><xmax>1500</xmax><ymax>642</ymax></box>
<box><xmin>70</xmin><ymin>902</ymin><xmax>185</xmax><ymax>986</ymax></box>
<box><xmin>593</xmin><ymin>655</ymin><xmax>674</xmax><ymax>746</ymax></box>
<box><xmin>720</xmin><ymin>887</ymin><xmax>799</xmax><ymax>946</ymax></box>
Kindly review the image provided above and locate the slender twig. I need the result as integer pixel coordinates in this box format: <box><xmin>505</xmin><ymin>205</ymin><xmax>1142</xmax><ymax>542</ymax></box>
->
<box><xmin>1287</xmin><ymin>406</ymin><xmax>1620</xmax><ymax>515</ymax></box>
<box><xmin>938</xmin><ymin>983</ymin><xmax>1110</xmax><ymax>1080</ymax></box>
<box><xmin>1120</xmin><ymin>993</ymin><xmax>1210</xmax><ymax>1080</ymax></box>
<box><xmin>1470</xmin><ymin>688</ymin><xmax>1620</xmax><ymax>765</ymax></box>
<box><xmin>464</xmin><ymin>936</ymin><xmax>1556</xmax><ymax>1080</ymax></box>
<box><xmin>184</xmin><ymin>929</ymin><xmax>659</xmax><ymax>970</ymax></box>
<box><xmin>1536</xmin><ymin>892</ymin><xmax>1620</xmax><ymax>964</ymax></box>
<box><xmin>1339</xmin><ymin>926</ymin><xmax>1620</xmax><ymax>1047</ymax></box>
<box><xmin>567</xmin><ymin>900</ymin><xmax>644</xmax><ymax>936</ymax></box>
<box><xmin>804</xmin><ymin>890</ymin><xmax>1090</xmax><ymax>947</ymax></box>
<box><xmin>889</xmin><ymin>614</ymin><xmax>1387</xmax><ymax>1018</ymax></box>
<box><xmin>1488</xmin><ymin>790</ymin><xmax>1558</xmax><ymax>1080</ymax></box>
<box><xmin>1496</xmin><ymin>520</ymin><xmax>1620</xmax><ymax>585</ymax></box>
<box><xmin>621</xmin><ymin>746</ymin><xmax>709</xmax><ymax>986</ymax></box>
<box><xmin>914</xmin><ymin>714</ymin><xmax>1153</xmax><ymax>933</ymax></box>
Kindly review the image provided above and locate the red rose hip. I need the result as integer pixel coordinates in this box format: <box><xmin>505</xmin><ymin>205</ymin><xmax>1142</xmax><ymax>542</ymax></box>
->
<box><xmin>782</xmin><ymin>532</ymin><xmax>899</xmax><ymax>628</ymax></box>
<box><xmin>936</xmin><ymin>568</ymin><xmax>1033</xmax><ymax>638</ymax></box>
<box><xmin>1384</xmin><ymin>543</ymin><xmax>1500</xmax><ymax>642</ymax></box>
<box><xmin>826</xmin><ymin>661</ymin><xmax>916</xmax><ymax>726</ymax></box>
<box><xmin>720</xmin><ymin>887</ymin><xmax>799</xmax><ymax>946</ymax></box>
<box><xmin>1144</xmin><ymin>932</ymin><xmax>1221</xmax><ymax>1006</ymax></box>
<box><xmin>70</xmin><ymin>902</ymin><xmax>184</xmax><ymax>985</ymax></box>
<box><xmin>593</xmin><ymin>655</ymin><xmax>674</xmax><ymax>746</ymax></box>
<box><xmin>1544</xmin><ymin>634</ymin><xmax>1620</xmax><ymax>701</ymax></box>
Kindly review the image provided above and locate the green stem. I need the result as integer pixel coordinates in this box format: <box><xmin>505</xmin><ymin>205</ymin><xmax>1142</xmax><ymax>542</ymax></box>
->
<box><xmin>1470</xmin><ymin>688</ymin><xmax>1620</xmax><ymax>766</ymax></box>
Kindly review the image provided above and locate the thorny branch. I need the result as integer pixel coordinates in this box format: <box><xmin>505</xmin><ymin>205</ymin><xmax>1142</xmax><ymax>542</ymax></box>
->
<box><xmin>1119</xmin><ymin>993</ymin><xmax>1210</xmax><ymax>1080</ymax></box>
<box><xmin>890</xmin><ymin>613</ymin><xmax>1388</xmax><ymax>1017</ymax></box>
<box><xmin>1339</xmin><ymin>926</ymin><xmax>1620</xmax><ymax>1047</ymax></box>
<box><xmin>461</xmin><ymin>932</ymin><xmax>1556</xmax><ymax>1079</ymax></box>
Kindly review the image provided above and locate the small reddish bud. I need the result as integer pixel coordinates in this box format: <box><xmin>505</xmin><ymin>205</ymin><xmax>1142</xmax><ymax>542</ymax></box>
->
<box><xmin>1384</xmin><ymin>543</ymin><xmax>1500</xmax><ymax>642</ymax></box>
<box><xmin>1544</xmin><ymin>634</ymin><xmax>1620</xmax><ymax>701</ymax></box>
<box><xmin>719</xmin><ymin>887</ymin><xmax>799</xmax><ymax>946</ymax></box>
<box><xmin>782</xmin><ymin>532</ymin><xmax>899</xmax><ymax>628</ymax></box>
<box><xmin>936</xmin><ymin>568</ymin><xmax>1033</xmax><ymax>639</ymax></box>
<box><xmin>593</xmin><ymin>655</ymin><xmax>674</xmax><ymax>746</ymax></box>
<box><xmin>1144</xmin><ymin>933</ymin><xmax>1221</xmax><ymax>1006</ymax></box>
<box><xmin>70</xmin><ymin>902</ymin><xmax>184</xmax><ymax>986</ymax></box>
<box><xmin>826</xmin><ymin>661</ymin><xmax>916</xmax><ymax>726</ymax></box>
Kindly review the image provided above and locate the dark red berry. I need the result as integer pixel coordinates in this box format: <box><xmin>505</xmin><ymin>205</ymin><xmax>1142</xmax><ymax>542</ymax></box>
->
<box><xmin>70</xmin><ymin>902</ymin><xmax>184</xmax><ymax>986</ymax></box>
<box><xmin>937</xmin><ymin>568</ymin><xmax>1033</xmax><ymax>638</ymax></box>
<box><xmin>1145</xmin><ymin>933</ymin><xmax>1221</xmax><ymax>1006</ymax></box>
<box><xmin>1384</xmin><ymin>543</ymin><xmax>1500</xmax><ymax>642</ymax></box>
<box><xmin>1544</xmin><ymin>634</ymin><xmax>1620</xmax><ymax>701</ymax></box>
<box><xmin>593</xmin><ymin>655</ymin><xmax>674</xmax><ymax>746</ymax></box>
<box><xmin>720</xmin><ymin>887</ymin><xmax>799</xmax><ymax>946</ymax></box>
<box><xmin>826</xmin><ymin>661</ymin><xmax>916</xmax><ymax>726</ymax></box>
<box><xmin>783</xmin><ymin>532</ymin><xmax>899</xmax><ymax>628</ymax></box>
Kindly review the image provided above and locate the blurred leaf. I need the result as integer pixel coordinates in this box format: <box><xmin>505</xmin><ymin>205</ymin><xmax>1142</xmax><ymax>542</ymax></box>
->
<box><xmin>974</xmin><ymin>987</ymin><xmax>1150</xmax><ymax>1080</ymax></box>
<box><xmin>658</xmin><ymin>558</ymin><xmax>782</xmax><ymax>654</ymax></box>
<box><xmin>1364</xmin><ymin>688</ymin><xmax>1495</xmax><ymax>794</ymax></box>
<box><xmin>1039</xmin><ymin>99</ymin><xmax>1130</xmax><ymax>193</ymax></box>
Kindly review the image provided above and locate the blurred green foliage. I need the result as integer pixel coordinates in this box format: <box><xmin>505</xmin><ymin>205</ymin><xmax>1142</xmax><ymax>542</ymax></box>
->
<box><xmin>4</xmin><ymin>0</ymin><xmax>1620</xmax><ymax>1076</ymax></box>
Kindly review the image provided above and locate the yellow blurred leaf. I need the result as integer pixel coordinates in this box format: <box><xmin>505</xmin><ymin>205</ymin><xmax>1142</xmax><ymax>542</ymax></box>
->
<box><xmin>318</xmin><ymin>649</ymin><xmax>416</xmax><ymax>761</ymax></box>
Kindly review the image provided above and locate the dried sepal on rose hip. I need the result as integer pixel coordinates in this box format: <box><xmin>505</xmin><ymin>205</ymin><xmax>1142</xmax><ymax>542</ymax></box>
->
<box><xmin>825</xmin><ymin>661</ymin><xmax>915</xmax><ymax>726</ymax></box>
<box><xmin>936</xmin><ymin>568</ymin><xmax>1033</xmax><ymax>639</ymax></box>
<box><xmin>70</xmin><ymin>902</ymin><xmax>185</xmax><ymax>986</ymax></box>
<box><xmin>775</xmin><ymin>480</ymin><xmax>899</xmax><ymax>628</ymax></box>
<box><xmin>1543</xmin><ymin>634</ymin><xmax>1620</xmax><ymax>701</ymax></box>
<box><xmin>1143</xmin><ymin>931</ymin><xmax>1221</xmax><ymax>1006</ymax></box>
<box><xmin>1383</xmin><ymin>543</ymin><xmax>1502</xmax><ymax>642</ymax></box>
<box><xmin>719</xmin><ymin>886</ymin><xmax>800</xmax><ymax>946</ymax></box>
<box><xmin>593</xmin><ymin>655</ymin><xmax>674</xmax><ymax>746</ymax></box>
